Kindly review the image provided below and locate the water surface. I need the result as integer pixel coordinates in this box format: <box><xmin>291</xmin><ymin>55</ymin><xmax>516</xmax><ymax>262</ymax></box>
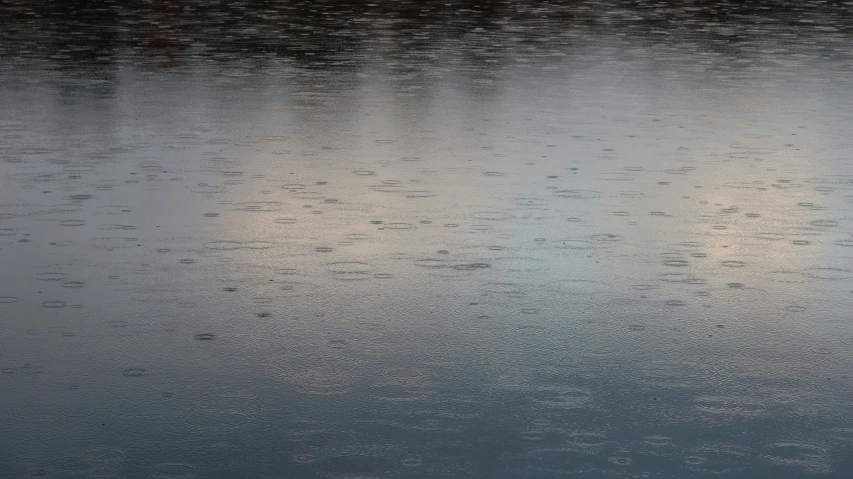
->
<box><xmin>2</xmin><ymin>1</ymin><xmax>853</xmax><ymax>477</ymax></box>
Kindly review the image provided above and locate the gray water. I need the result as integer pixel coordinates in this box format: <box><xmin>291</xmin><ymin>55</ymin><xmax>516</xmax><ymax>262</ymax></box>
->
<box><xmin>2</xmin><ymin>1</ymin><xmax>853</xmax><ymax>477</ymax></box>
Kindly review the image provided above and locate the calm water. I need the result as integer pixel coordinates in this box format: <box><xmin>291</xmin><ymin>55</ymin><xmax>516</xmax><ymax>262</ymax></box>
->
<box><xmin>2</xmin><ymin>1</ymin><xmax>853</xmax><ymax>477</ymax></box>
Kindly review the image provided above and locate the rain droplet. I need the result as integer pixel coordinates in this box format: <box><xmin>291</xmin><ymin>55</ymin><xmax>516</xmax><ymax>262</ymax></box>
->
<box><xmin>21</xmin><ymin>364</ymin><xmax>44</xmax><ymax>374</ymax></box>
<box><xmin>236</xmin><ymin>201</ymin><xmax>283</xmax><ymax>212</ymax></box>
<box><xmin>36</xmin><ymin>273</ymin><xmax>65</xmax><ymax>281</ymax></box>
<box><xmin>590</xmin><ymin>233</ymin><xmax>622</xmax><ymax>242</ymax></box>
<box><xmin>694</xmin><ymin>396</ymin><xmax>767</xmax><ymax>415</ymax></box>
<box><xmin>401</xmin><ymin>457</ymin><xmax>424</xmax><ymax>467</ymax></box>
<box><xmin>293</xmin><ymin>454</ymin><xmax>316</xmax><ymax>464</ymax></box>
<box><xmin>290</xmin><ymin>366</ymin><xmax>356</xmax><ymax>396</ymax></box>
<box><xmin>810</xmin><ymin>220</ymin><xmax>837</xmax><ymax>227</ymax></box>
<box><xmin>385</xmin><ymin>222</ymin><xmax>415</xmax><ymax>230</ymax></box>
<box><xmin>415</xmin><ymin>258</ymin><xmax>447</xmax><ymax>268</ymax></box>
<box><xmin>472</xmin><ymin>211</ymin><xmax>511</xmax><ymax>221</ymax></box>
<box><xmin>555</xmin><ymin>189</ymin><xmax>601</xmax><ymax>199</ymax></box>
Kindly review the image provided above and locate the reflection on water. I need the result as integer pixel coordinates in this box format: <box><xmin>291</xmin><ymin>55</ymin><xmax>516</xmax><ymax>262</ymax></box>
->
<box><xmin>2</xmin><ymin>1</ymin><xmax>853</xmax><ymax>477</ymax></box>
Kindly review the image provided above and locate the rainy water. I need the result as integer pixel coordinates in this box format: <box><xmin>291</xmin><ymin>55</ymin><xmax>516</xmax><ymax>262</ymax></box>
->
<box><xmin>2</xmin><ymin>1</ymin><xmax>853</xmax><ymax>477</ymax></box>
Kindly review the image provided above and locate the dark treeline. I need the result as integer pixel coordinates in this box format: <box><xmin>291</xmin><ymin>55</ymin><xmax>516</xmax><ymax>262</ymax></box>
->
<box><xmin>1</xmin><ymin>0</ymin><xmax>851</xmax><ymax>67</ymax></box>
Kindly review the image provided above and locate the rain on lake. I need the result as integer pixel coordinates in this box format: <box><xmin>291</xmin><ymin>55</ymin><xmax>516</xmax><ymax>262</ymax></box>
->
<box><xmin>2</xmin><ymin>1</ymin><xmax>853</xmax><ymax>478</ymax></box>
